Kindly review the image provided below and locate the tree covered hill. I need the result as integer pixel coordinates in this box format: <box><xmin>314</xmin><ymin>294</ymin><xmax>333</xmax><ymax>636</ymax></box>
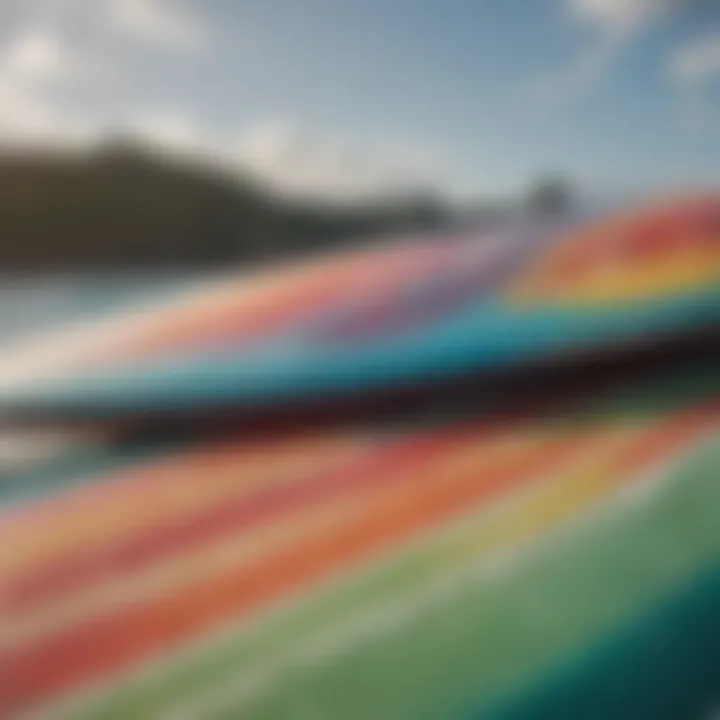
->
<box><xmin>0</xmin><ymin>141</ymin><xmax>449</xmax><ymax>270</ymax></box>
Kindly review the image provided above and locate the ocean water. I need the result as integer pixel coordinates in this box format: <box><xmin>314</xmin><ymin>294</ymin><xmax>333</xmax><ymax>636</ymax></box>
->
<box><xmin>0</xmin><ymin>273</ymin><xmax>208</xmax><ymax>349</ymax></box>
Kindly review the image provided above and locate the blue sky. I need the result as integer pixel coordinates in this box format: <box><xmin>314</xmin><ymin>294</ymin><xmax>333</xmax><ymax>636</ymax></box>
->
<box><xmin>0</xmin><ymin>0</ymin><xmax>719</xmax><ymax>201</ymax></box>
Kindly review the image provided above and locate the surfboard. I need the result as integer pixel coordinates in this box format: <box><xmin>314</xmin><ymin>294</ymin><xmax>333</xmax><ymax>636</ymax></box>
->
<box><xmin>2</xmin><ymin>194</ymin><xmax>720</xmax><ymax>718</ymax></box>
<box><xmin>0</xmin><ymin>195</ymin><xmax>718</xmax><ymax>421</ymax></box>
<box><xmin>2</xmin><ymin>360</ymin><xmax>719</xmax><ymax>718</ymax></box>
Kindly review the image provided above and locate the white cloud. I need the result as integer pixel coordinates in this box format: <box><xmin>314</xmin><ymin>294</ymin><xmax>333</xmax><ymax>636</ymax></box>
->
<box><xmin>534</xmin><ymin>0</ymin><xmax>684</xmax><ymax>106</ymax></box>
<box><xmin>0</xmin><ymin>21</ymin><xmax>96</xmax><ymax>142</ymax></box>
<box><xmin>0</xmin><ymin>76</ymin><xmax>95</xmax><ymax>144</ymax></box>
<box><xmin>571</xmin><ymin>0</ymin><xmax>678</xmax><ymax>33</ymax></box>
<box><xmin>0</xmin><ymin>79</ymin><xmax>54</xmax><ymax>136</ymax></box>
<box><xmin>2</xmin><ymin>0</ymin><xmax>208</xmax><ymax>52</ymax></box>
<box><xmin>237</xmin><ymin>120</ymin><xmax>298</xmax><ymax>169</ymax></box>
<box><xmin>0</xmin><ymin>28</ymin><xmax>94</xmax><ymax>85</ymax></box>
<box><xmin>671</xmin><ymin>33</ymin><xmax>720</xmax><ymax>85</ymax></box>
<box><xmin>234</xmin><ymin>120</ymin><xmax>440</xmax><ymax>204</ymax></box>
<box><xmin>0</xmin><ymin>0</ymin><xmax>211</xmax><ymax>144</ymax></box>
<box><xmin>104</xmin><ymin>0</ymin><xmax>206</xmax><ymax>51</ymax></box>
<box><xmin>94</xmin><ymin>115</ymin><xmax>441</xmax><ymax>204</ymax></box>
<box><xmin>126</xmin><ymin>110</ymin><xmax>202</xmax><ymax>150</ymax></box>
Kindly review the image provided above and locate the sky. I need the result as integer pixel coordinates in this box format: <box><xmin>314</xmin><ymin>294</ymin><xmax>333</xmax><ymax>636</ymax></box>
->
<box><xmin>0</xmin><ymin>0</ymin><xmax>719</xmax><ymax>202</ymax></box>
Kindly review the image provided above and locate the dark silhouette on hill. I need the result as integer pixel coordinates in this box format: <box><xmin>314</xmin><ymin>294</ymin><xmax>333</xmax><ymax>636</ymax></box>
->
<box><xmin>0</xmin><ymin>141</ymin><xmax>450</xmax><ymax>270</ymax></box>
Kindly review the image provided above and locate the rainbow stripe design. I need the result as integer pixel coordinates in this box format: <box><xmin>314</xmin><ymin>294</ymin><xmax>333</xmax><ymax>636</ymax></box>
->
<box><xmin>1</xmin><ymin>195</ymin><xmax>719</xmax><ymax>717</ymax></box>
<box><xmin>1</xmin><ymin>367</ymin><xmax>719</xmax><ymax>718</ymax></box>
<box><xmin>0</xmin><ymin>196</ymin><xmax>718</xmax><ymax>417</ymax></box>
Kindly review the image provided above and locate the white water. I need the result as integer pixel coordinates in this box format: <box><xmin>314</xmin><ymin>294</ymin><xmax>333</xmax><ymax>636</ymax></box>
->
<box><xmin>0</xmin><ymin>273</ymin><xmax>207</xmax><ymax>349</ymax></box>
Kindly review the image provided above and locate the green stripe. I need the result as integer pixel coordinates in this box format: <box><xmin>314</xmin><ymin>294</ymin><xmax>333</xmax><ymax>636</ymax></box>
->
<box><xmin>225</xmin><ymin>440</ymin><xmax>720</xmax><ymax>720</ymax></box>
<box><xmin>483</xmin><ymin>565</ymin><xmax>720</xmax><ymax>719</ymax></box>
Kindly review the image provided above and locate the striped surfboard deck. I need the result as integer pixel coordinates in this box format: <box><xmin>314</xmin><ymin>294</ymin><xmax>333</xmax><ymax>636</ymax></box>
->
<box><xmin>1</xmin><ymin>365</ymin><xmax>719</xmax><ymax>718</ymax></box>
<box><xmin>0</xmin><ymin>195</ymin><xmax>718</xmax><ymax>420</ymax></box>
<box><xmin>1</xmin><ymin>194</ymin><xmax>719</xmax><ymax>718</ymax></box>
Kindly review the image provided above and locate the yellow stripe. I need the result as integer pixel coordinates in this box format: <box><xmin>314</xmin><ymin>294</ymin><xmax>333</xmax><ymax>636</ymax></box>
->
<box><xmin>509</xmin><ymin>248</ymin><xmax>720</xmax><ymax>306</ymax></box>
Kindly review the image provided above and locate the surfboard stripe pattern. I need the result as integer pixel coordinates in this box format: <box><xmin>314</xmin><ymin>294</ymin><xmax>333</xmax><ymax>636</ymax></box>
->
<box><xmin>0</xmin><ymin>367</ymin><xmax>718</xmax><ymax>718</ymax></box>
<box><xmin>0</xmin><ymin>196</ymin><xmax>718</xmax><ymax>416</ymax></box>
<box><xmin>0</xmin><ymin>196</ymin><xmax>719</xmax><ymax>718</ymax></box>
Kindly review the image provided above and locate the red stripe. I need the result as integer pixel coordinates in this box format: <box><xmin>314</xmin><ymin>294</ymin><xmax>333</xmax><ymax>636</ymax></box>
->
<box><xmin>2</xmin><ymin>432</ymin><xmax>462</xmax><ymax>612</ymax></box>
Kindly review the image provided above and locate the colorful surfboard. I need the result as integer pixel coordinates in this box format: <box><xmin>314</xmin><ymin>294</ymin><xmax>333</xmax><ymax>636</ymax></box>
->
<box><xmin>0</xmin><ymin>195</ymin><xmax>718</xmax><ymax>420</ymax></box>
<box><xmin>1</xmin><ymin>195</ymin><xmax>719</xmax><ymax>718</ymax></box>
<box><xmin>1</xmin><ymin>361</ymin><xmax>719</xmax><ymax>718</ymax></box>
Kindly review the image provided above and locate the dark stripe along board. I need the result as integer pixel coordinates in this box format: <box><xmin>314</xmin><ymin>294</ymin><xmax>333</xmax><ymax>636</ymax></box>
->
<box><xmin>1</xmin><ymin>362</ymin><xmax>719</xmax><ymax>718</ymax></box>
<box><xmin>0</xmin><ymin>195</ymin><xmax>718</xmax><ymax>420</ymax></box>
